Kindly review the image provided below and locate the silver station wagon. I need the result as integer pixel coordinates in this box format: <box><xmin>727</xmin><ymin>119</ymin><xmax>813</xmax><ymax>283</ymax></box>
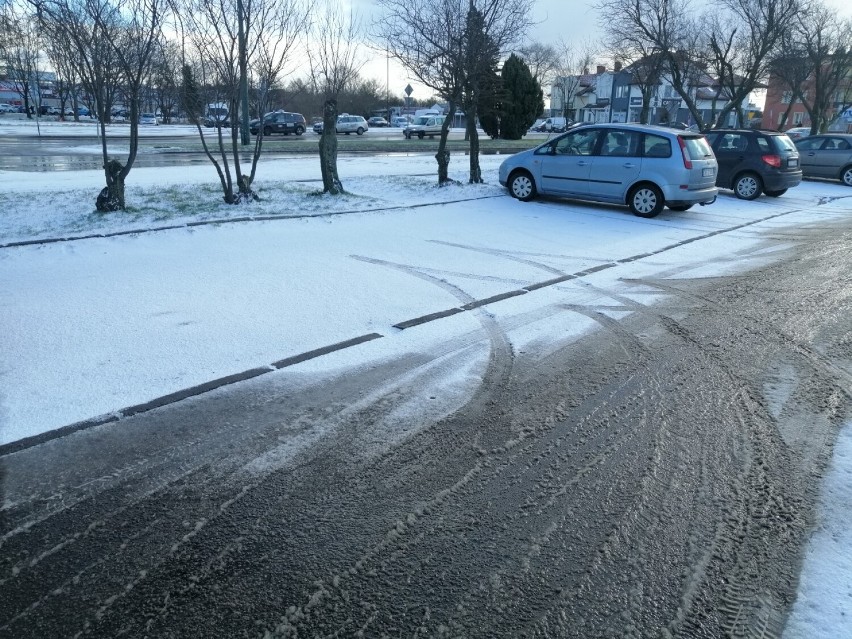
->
<box><xmin>499</xmin><ymin>123</ymin><xmax>718</xmax><ymax>217</ymax></box>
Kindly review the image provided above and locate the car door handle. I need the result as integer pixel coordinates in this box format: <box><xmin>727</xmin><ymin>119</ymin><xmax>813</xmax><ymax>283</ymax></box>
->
<box><xmin>577</xmin><ymin>160</ymin><xmax>589</xmax><ymax>166</ymax></box>
<box><xmin>808</xmin><ymin>152</ymin><xmax>816</xmax><ymax>156</ymax></box>
<box><xmin>622</xmin><ymin>162</ymin><xmax>636</xmax><ymax>168</ymax></box>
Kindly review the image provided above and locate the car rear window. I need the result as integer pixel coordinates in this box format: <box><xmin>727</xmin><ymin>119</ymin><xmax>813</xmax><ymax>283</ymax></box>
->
<box><xmin>681</xmin><ymin>135</ymin><xmax>713</xmax><ymax>160</ymax></box>
<box><xmin>771</xmin><ymin>135</ymin><xmax>796</xmax><ymax>152</ymax></box>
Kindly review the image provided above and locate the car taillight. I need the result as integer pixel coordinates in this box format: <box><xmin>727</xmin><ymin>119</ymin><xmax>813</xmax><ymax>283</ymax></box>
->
<box><xmin>677</xmin><ymin>136</ymin><xmax>693</xmax><ymax>169</ymax></box>
<box><xmin>762</xmin><ymin>154</ymin><xmax>782</xmax><ymax>168</ymax></box>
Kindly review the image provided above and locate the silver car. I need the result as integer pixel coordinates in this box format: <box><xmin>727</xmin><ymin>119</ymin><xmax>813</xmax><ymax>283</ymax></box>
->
<box><xmin>498</xmin><ymin>123</ymin><xmax>718</xmax><ymax>218</ymax></box>
<box><xmin>336</xmin><ymin>114</ymin><xmax>368</xmax><ymax>135</ymax></box>
<box><xmin>794</xmin><ymin>134</ymin><xmax>852</xmax><ymax>186</ymax></box>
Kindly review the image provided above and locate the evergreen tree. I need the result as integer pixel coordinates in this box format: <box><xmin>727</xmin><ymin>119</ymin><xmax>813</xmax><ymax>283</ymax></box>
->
<box><xmin>499</xmin><ymin>54</ymin><xmax>543</xmax><ymax>139</ymax></box>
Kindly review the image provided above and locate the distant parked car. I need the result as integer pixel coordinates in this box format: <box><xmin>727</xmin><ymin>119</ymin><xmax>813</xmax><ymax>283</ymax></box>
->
<box><xmin>368</xmin><ymin>116</ymin><xmax>389</xmax><ymax>127</ymax></box>
<box><xmin>249</xmin><ymin>111</ymin><xmax>306</xmax><ymax>136</ymax></box>
<box><xmin>784</xmin><ymin>127</ymin><xmax>812</xmax><ymax>140</ymax></box>
<box><xmin>336</xmin><ymin>114</ymin><xmax>368</xmax><ymax>134</ymax></box>
<box><xmin>391</xmin><ymin>116</ymin><xmax>410</xmax><ymax>127</ymax></box>
<box><xmin>499</xmin><ymin>122</ymin><xmax>718</xmax><ymax>218</ymax></box>
<box><xmin>312</xmin><ymin>120</ymin><xmax>324</xmax><ymax>134</ymax></box>
<box><xmin>0</xmin><ymin>103</ymin><xmax>15</xmax><ymax>113</ymax></box>
<box><xmin>403</xmin><ymin>115</ymin><xmax>445</xmax><ymax>139</ymax></box>
<box><xmin>704</xmin><ymin>129</ymin><xmax>802</xmax><ymax>199</ymax></box>
<box><xmin>139</xmin><ymin>113</ymin><xmax>158</xmax><ymax>125</ymax></box>
<box><xmin>77</xmin><ymin>106</ymin><xmax>90</xmax><ymax>117</ymax></box>
<box><xmin>533</xmin><ymin>116</ymin><xmax>568</xmax><ymax>132</ymax></box>
<box><xmin>795</xmin><ymin>134</ymin><xmax>852</xmax><ymax>186</ymax></box>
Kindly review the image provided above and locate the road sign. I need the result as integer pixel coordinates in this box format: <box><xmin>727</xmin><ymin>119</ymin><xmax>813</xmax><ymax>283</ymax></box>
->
<box><xmin>404</xmin><ymin>84</ymin><xmax>413</xmax><ymax>96</ymax></box>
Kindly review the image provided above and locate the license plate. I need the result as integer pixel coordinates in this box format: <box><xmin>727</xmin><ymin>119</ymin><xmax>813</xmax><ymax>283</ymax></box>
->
<box><xmin>702</xmin><ymin>168</ymin><xmax>714</xmax><ymax>177</ymax></box>
<box><xmin>788</xmin><ymin>158</ymin><xmax>798</xmax><ymax>167</ymax></box>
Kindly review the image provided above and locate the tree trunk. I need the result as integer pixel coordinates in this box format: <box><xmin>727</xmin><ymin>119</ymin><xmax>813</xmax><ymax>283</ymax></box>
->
<box><xmin>319</xmin><ymin>98</ymin><xmax>343</xmax><ymax>194</ymax></box>
<box><xmin>467</xmin><ymin>112</ymin><xmax>482</xmax><ymax>184</ymax></box>
<box><xmin>435</xmin><ymin>101</ymin><xmax>455</xmax><ymax>185</ymax></box>
<box><xmin>96</xmin><ymin>159</ymin><xmax>126</xmax><ymax>211</ymax></box>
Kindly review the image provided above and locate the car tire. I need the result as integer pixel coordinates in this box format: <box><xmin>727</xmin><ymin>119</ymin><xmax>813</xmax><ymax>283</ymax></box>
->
<box><xmin>508</xmin><ymin>170</ymin><xmax>536</xmax><ymax>202</ymax></box>
<box><xmin>418</xmin><ymin>131</ymin><xmax>425</xmax><ymax>139</ymax></box>
<box><xmin>295</xmin><ymin>125</ymin><xmax>304</xmax><ymax>135</ymax></box>
<box><xmin>733</xmin><ymin>172</ymin><xmax>762</xmax><ymax>200</ymax></box>
<box><xmin>263</xmin><ymin>126</ymin><xmax>272</xmax><ymax>136</ymax></box>
<box><xmin>629</xmin><ymin>184</ymin><xmax>664</xmax><ymax>218</ymax></box>
<box><xmin>667</xmin><ymin>203</ymin><xmax>693</xmax><ymax>211</ymax></box>
<box><xmin>764</xmin><ymin>189</ymin><xmax>787</xmax><ymax>197</ymax></box>
<box><xmin>841</xmin><ymin>165</ymin><xmax>852</xmax><ymax>187</ymax></box>
<box><xmin>356</xmin><ymin>127</ymin><xmax>365</xmax><ymax>135</ymax></box>
<box><xmin>404</xmin><ymin>132</ymin><xmax>410</xmax><ymax>139</ymax></box>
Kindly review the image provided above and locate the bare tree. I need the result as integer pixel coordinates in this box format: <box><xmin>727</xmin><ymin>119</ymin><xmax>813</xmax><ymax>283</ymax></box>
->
<box><xmin>517</xmin><ymin>40</ymin><xmax>559</xmax><ymax>89</ymax></box>
<box><xmin>374</xmin><ymin>0</ymin><xmax>467</xmax><ymax>185</ymax></box>
<box><xmin>309</xmin><ymin>0</ymin><xmax>363</xmax><ymax>195</ymax></box>
<box><xmin>1</xmin><ymin>2</ymin><xmax>43</xmax><ymax>118</ymax></box>
<box><xmin>596</xmin><ymin>0</ymin><xmax>711</xmax><ymax>128</ymax></box>
<box><xmin>786</xmin><ymin>3</ymin><xmax>852</xmax><ymax>133</ymax></box>
<box><xmin>33</xmin><ymin>0</ymin><xmax>163</xmax><ymax>210</ymax></box>
<box><xmin>550</xmin><ymin>38</ymin><xmax>597</xmax><ymax>122</ymax></box>
<box><xmin>376</xmin><ymin>0</ymin><xmax>532</xmax><ymax>185</ymax></box>
<box><xmin>706</xmin><ymin>0</ymin><xmax>799</xmax><ymax>128</ymax></box>
<box><xmin>181</xmin><ymin>0</ymin><xmax>306</xmax><ymax>202</ymax></box>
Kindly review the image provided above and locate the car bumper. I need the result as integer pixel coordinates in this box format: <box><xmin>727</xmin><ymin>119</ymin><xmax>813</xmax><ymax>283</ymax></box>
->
<box><xmin>660</xmin><ymin>184</ymin><xmax>719</xmax><ymax>204</ymax></box>
<box><xmin>762</xmin><ymin>170</ymin><xmax>802</xmax><ymax>191</ymax></box>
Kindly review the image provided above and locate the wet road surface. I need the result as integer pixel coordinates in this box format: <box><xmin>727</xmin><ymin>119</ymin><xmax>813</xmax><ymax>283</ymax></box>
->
<box><xmin>1</xmin><ymin>220</ymin><xmax>850</xmax><ymax>637</ymax></box>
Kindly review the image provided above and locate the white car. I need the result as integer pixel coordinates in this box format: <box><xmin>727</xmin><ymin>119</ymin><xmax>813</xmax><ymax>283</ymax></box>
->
<box><xmin>0</xmin><ymin>103</ymin><xmax>16</xmax><ymax>113</ymax></box>
<box><xmin>139</xmin><ymin>113</ymin><xmax>158</xmax><ymax>125</ymax></box>
<box><xmin>336</xmin><ymin>114</ymin><xmax>368</xmax><ymax>135</ymax></box>
<box><xmin>785</xmin><ymin>127</ymin><xmax>812</xmax><ymax>140</ymax></box>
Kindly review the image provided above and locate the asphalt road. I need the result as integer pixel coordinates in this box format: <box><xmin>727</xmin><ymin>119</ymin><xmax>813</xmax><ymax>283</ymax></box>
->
<box><xmin>0</xmin><ymin>126</ymin><xmax>548</xmax><ymax>171</ymax></box>
<box><xmin>1</xmin><ymin>216</ymin><xmax>850</xmax><ymax>637</ymax></box>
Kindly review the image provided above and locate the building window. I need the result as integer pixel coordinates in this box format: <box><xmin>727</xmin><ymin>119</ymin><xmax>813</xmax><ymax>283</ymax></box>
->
<box><xmin>781</xmin><ymin>91</ymin><xmax>792</xmax><ymax>104</ymax></box>
<box><xmin>793</xmin><ymin>111</ymin><xmax>804</xmax><ymax>125</ymax></box>
<box><xmin>615</xmin><ymin>85</ymin><xmax>630</xmax><ymax>99</ymax></box>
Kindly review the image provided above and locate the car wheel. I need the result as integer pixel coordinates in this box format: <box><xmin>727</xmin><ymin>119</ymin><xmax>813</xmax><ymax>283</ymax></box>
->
<box><xmin>404</xmin><ymin>132</ymin><xmax>410</xmax><ymax>139</ymax></box>
<box><xmin>418</xmin><ymin>131</ymin><xmax>425</xmax><ymax>139</ymax></box>
<box><xmin>841</xmin><ymin>165</ymin><xmax>852</xmax><ymax>187</ymax></box>
<box><xmin>629</xmin><ymin>184</ymin><xmax>664</xmax><ymax>218</ymax></box>
<box><xmin>667</xmin><ymin>203</ymin><xmax>693</xmax><ymax>211</ymax></box>
<box><xmin>508</xmin><ymin>170</ymin><xmax>536</xmax><ymax>202</ymax></box>
<box><xmin>764</xmin><ymin>189</ymin><xmax>787</xmax><ymax>197</ymax></box>
<box><xmin>356</xmin><ymin>127</ymin><xmax>365</xmax><ymax>135</ymax></box>
<box><xmin>733</xmin><ymin>172</ymin><xmax>762</xmax><ymax>200</ymax></box>
<box><xmin>295</xmin><ymin>125</ymin><xmax>304</xmax><ymax>135</ymax></box>
<box><xmin>263</xmin><ymin>126</ymin><xmax>272</xmax><ymax>136</ymax></box>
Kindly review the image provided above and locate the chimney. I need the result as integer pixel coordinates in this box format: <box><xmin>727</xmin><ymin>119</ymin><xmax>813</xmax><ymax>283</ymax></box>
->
<box><xmin>596</xmin><ymin>65</ymin><xmax>606</xmax><ymax>75</ymax></box>
<box><xmin>614</xmin><ymin>60</ymin><xmax>622</xmax><ymax>72</ymax></box>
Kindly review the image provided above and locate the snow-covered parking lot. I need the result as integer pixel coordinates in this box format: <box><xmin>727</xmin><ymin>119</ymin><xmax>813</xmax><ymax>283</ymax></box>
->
<box><xmin>1</xmin><ymin>147</ymin><xmax>851</xmax><ymax>636</ymax></box>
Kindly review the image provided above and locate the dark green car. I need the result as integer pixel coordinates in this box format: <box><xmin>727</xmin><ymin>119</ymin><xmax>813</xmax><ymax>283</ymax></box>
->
<box><xmin>795</xmin><ymin>134</ymin><xmax>852</xmax><ymax>186</ymax></box>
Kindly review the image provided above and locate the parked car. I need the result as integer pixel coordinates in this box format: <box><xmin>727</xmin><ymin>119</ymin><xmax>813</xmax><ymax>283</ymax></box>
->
<box><xmin>250</xmin><ymin>111</ymin><xmax>306</xmax><ymax>136</ymax></box>
<box><xmin>533</xmin><ymin>117</ymin><xmax>569</xmax><ymax>133</ymax></box>
<box><xmin>139</xmin><ymin>112</ymin><xmax>158</xmax><ymax>125</ymax></box>
<box><xmin>391</xmin><ymin>116</ymin><xmax>410</xmax><ymax>128</ymax></box>
<box><xmin>336</xmin><ymin>114</ymin><xmax>368</xmax><ymax>135</ymax></box>
<box><xmin>403</xmin><ymin>115</ymin><xmax>445</xmax><ymax>139</ymax></box>
<box><xmin>0</xmin><ymin>103</ymin><xmax>16</xmax><ymax>113</ymax></box>
<box><xmin>312</xmin><ymin>120</ymin><xmax>324</xmax><ymax>134</ymax></box>
<box><xmin>499</xmin><ymin>123</ymin><xmax>718</xmax><ymax>218</ymax></box>
<box><xmin>368</xmin><ymin>116</ymin><xmax>389</xmax><ymax>127</ymax></box>
<box><xmin>795</xmin><ymin>134</ymin><xmax>852</xmax><ymax>186</ymax></box>
<box><xmin>704</xmin><ymin>129</ymin><xmax>802</xmax><ymax>199</ymax></box>
<box><xmin>77</xmin><ymin>106</ymin><xmax>90</xmax><ymax>117</ymax></box>
<box><xmin>784</xmin><ymin>127</ymin><xmax>812</xmax><ymax>140</ymax></box>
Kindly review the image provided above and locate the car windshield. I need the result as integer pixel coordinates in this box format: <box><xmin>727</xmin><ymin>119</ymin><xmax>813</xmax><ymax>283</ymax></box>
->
<box><xmin>682</xmin><ymin>136</ymin><xmax>713</xmax><ymax>160</ymax></box>
<box><xmin>771</xmin><ymin>135</ymin><xmax>796</xmax><ymax>152</ymax></box>
<box><xmin>412</xmin><ymin>116</ymin><xmax>430</xmax><ymax>125</ymax></box>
